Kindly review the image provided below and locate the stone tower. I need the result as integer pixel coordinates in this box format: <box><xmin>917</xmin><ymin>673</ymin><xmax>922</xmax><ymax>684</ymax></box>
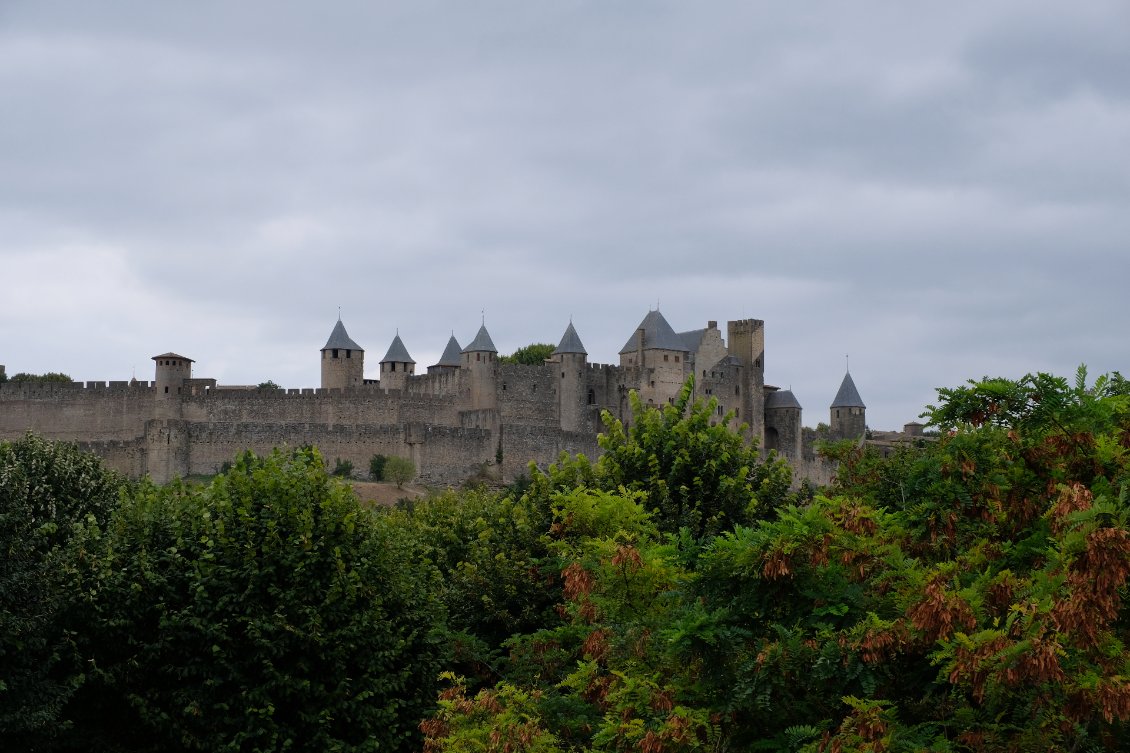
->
<box><xmin>320</xmin><ymin>319</ymin><xmax>364</xmax><ymax>390</ymax></box>
<box><xmin>461</xmin><ymin>323</ymin><xmax>498</xmax><ymax>412</ymax></box>
<box><xmin>148</xmin><ymin>352</ymin><xmax>193</xmax><ymax>482</ymax></box>
<box><xmin>618</xmin><ymin>309</ymin><xmax>688</xmax><ymax>408</ymax></box>
<box><xmin>830</xmin><ymin>370</ymin><xmax>866</xmax><ymax>440</ymax></box>
<box><xmin>379</xmin><ymin>333</ymin><xmax>415</xmax><ymax>391</ymax></box>
<box><xmin>553</xmin><ymin>321</ymin><xmax>588</xmax><ymax>433</ymax></box>
<box><xmin>726</xmin><ymin>319</ymin><xmax>766</xmax><ymax>444</ymax></box>
<box><xmin>764</xmin><ymin>387</ymin><xmax>802</xmax><ymax>459</ymax></box>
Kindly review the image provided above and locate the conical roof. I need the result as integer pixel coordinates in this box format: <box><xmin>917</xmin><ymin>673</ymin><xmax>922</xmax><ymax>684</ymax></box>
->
<box><xmin>322</xmin><ymin>319</ymin><xmax>363</xmax><ymax>351</ymax></box>
<box><xmin>619</xmin><ymin>309</ymin><xmax>686</xmax><ymax>354</ymax></box>
<box><xmin>766</xmin><ymin>389</ymin><xmax>802</xmax><ymax>410</ymax></box>
<box><xmin>434</xmin><ymin>335</ymin><xmax>463</xmax><ymax>367</ymax></box>
<box><xmin>462</xmin><ymin>324</ymin><xmax>498</xmax><ymax>353</ymax></box>
<box><xmin>380</xmin><ymin>334</ymin><xmax>415</xmax><ymax>364</ymax></box>
<box><xmin>553</xmin><ymin>322</ymin><xmax>587</xmax><ymax>355</ymax></box>
<box><xmin>831</xmin><ymin>372</ymin><xmax>865</xmax><ymax>408</ymax></box>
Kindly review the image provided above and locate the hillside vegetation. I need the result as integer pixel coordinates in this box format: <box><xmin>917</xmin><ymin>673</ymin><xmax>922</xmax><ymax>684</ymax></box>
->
<box><xmin>3</xmin><ymin>368</ymin><xmax>1129</xmax><ymax>752</ymax></box>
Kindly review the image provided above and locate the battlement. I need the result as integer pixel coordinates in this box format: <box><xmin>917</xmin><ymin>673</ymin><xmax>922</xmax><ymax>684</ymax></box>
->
<box><xmin>0</xmin><ymin>380</ymin><xmax>155</xmax><ymax>398</ymax></box>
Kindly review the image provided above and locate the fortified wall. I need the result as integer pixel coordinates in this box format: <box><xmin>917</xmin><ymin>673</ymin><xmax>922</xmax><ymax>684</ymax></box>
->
<box><xmin>0</xmin><ymin>311</ymin><xmax>872</xmax><ymax>486</ymax></box>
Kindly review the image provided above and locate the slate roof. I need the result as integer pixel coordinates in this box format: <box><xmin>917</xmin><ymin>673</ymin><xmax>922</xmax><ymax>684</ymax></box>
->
<box><xmin>553</xmin><ymin>322</ymin><xmax>587</xmax><ymax>355</ymax></box>
<box><xmin>831</xmin><ymin>372</ymin><xmax>866</xmax><ymax>408</ymax></box>
<box><xmin>433</xmin><ymin>335</ymin><xmax>463</xmax><ymax>367</ymax></box>
<box><xmin>766</xmin><ymin>389</ymin><xmax>802</xmax><ymax>410</ymax></box>
<box><xmin>462</xmin><ymin>324</ymin><xmax>498</xmax><ymax>354</ymax></box>
<box><xmin>678</xmin><ymin>328</ymin><xmax>707</xmax><ymax>352</ymax></box>
<box><xmin>322</xmin><ymin>320</ymin><xmax>363</xmax><ymax>351</ymax></box>
<box><xmin>380</xmin><ymin>334</ymin><xmax>415</xmax><ymax>364</ymax></box>
<box><xmin>618</xmin><ymin>310</ymin><xmax>687</xmax><ymax>354</ymax></box>
<box><xmin>152</xmin><ymin>352</ymin><xmax>194</xmax><ymax>363</ymax></box>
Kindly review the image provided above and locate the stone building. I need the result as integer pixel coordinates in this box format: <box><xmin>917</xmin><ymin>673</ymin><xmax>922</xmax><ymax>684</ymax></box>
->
<box><xmin>0</xmin><ymin>309</ymin><xmax>851</xmax><ymax>485</ymax></box>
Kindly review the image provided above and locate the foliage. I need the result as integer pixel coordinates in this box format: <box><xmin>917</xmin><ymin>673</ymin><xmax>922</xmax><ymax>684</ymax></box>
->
<box><xmin>597</xmin><ymin>377</ymin><xmax>793</xmax><ymax>538</ymax></box>
<box><xmin>331</xmin><ymin>456</ymin><xmax>354</xmax><ymax>477</ymax></box>
<box><xmin>57</xmin><ymin>447</ymin><xmax>448</xmax><ymax>752</ymax></box>
<box><xmin>257</xmin><ymin>380</ymin><xmax>281</xmax><ymax>390</ymax></box>
<box><xmin>7</xmin><ymin>372</ymin><xmax>73</xmax><ymax>383</ymax></box>
<box><xmin>501</xmin><ymin>343</ymin><xmax>556</xmax><ymax>365</ymax></box>
<box><xmin>369</xmin><ymin>453</ymin><xmax>388</xmax><ymax>481</ymax></box>
<box><xmin>0</xmin><ymin>434</ymin><xmax>129</xmax><ymax>747</ymax></box>
<box><xmin>386</xmin><ymin>455</ymin><xmax>416</xmax><ymax>488</ymax></box>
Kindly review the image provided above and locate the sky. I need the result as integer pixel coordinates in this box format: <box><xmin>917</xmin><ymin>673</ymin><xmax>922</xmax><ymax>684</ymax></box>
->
<box><xmin>1</xmin><ymin>0</ymin><xmax>1127</xmax><ymax>431</ymax></box>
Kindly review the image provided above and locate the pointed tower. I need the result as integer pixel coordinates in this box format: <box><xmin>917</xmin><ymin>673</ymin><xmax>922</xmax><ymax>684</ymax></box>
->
<box><xmin>379</xmin><ymin>333</ymin><xmax>415</xmax><ymax>391</ymax></box>
<box><xmin>618</xmin><ymin>309</ymin><xmax>689</xmax><ymax>407</ymax></box>
<box><xmin>830</xmin><ymin>370</ymin><xmax>866</xmax><ymax>440</ymax></box>
<box><xmin>764</xmin><ymin>387</ymin><xmax>803</xmax><ymax>459</ymax></box>
<box><xmin>461</xmin><ymin>323</ymin><xmax>499</xmax><ymax>411</ymax></box>
<box><xmin>554</xmin><ymin>321</ymin><xmax>588</xmax><ymax>432</ymax></box>
<box><xmin>320</xmin><ymin>318</ymin><xmax>364</xmax><ymax>390</ymax></box>
<box><xmin>428</xmin><ymin>334</ymin><xmax>463</xmax><ymax>375</ymax></box>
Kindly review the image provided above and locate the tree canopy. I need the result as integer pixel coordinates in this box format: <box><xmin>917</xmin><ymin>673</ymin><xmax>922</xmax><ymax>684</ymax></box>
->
<box><xmin>500</xmin><ymin>343</ymin><xmax>556</xmax><ymax>365</ymax></box>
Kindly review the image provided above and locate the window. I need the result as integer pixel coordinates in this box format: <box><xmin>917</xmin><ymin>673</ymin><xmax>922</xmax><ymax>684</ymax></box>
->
<box><xmin>164</xmin><ymin>386</ymin><xmax>169</xmax><ymax>393</ymax></box>
<box><xmin>562</xmin><ymin>372</ymin><xmax>565</xmax><ymax>379</ymax></box>
<box><xmin>346</xmin><ymin>350</ymin><xmax>351</xmax><ymax>358</ymax></box>
<box><xmin>663</xmin><ymin>354</ymin><xmax>669</xmax><ymax>362</ymax></box>
<box><xmin>391</xmin><ymin>363</ymin><xmax>396</xmax><ymax>372</ymax></box>
<box><xmin>332</xmin><ymin>349</ymin><xmax>339</xmax><ymax>358</ymax></box>
<box><xmin>587</xmin><ymin>389</ymin><xmax>595</xmax><ymax>405</ymax></box>
<box><xmin>476</xmin><ymin>353</ymin><xmax>481</xmax><ymax>362</ymax></box>
<box><xmin>675</xmin><ymin>355</ymin><xmax>680</xmax><ymax>363</ymax></box>
<box><xmin>735</xmin><ymin>386</ymin><xmax>740</xmax><ymax>396</ymax></box>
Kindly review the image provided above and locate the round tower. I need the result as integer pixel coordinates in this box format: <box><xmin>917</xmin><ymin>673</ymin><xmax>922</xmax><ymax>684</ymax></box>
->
<box><xmin>461</xmin><ymin>323</ymin><xmax>499</xmax><ymax>412</ymax></box>
<box><xmin>764</xmin><ymin>387</ymin><xmax>802</xmax><ymax>459</ymax></box>
<box><xmin>830</xmin><ymin>370</ymin><xmax>866</xmax><ymax>440</ymax></box>
<box><xmin>152</xmin><ymin>352</ymin><xmax>193</xmax><ymax>397</ymax></box>
<box><xmin>379</xmin><ymin>333</ymin><xmax>415</xmax><ymax>392</ymax></box>
<box><xmin>553</xmin><ymin>321</ymin><xmax>588</xmax><ymax>433</ymax></box>
<box><xmin>320</xmin><ymin>318</ymin><xmax>365</xmax><ymax>390</ymax></box>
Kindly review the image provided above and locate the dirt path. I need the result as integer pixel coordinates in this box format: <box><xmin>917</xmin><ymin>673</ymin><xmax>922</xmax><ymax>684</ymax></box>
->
<box><xmin>349</xmin><ymin>480</ymin><xmax>429</xmax><ymax>507</ymax></box>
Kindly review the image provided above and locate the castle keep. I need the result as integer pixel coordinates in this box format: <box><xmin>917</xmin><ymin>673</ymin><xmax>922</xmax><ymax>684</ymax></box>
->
<box><xmin>0</xmin><ymin>311</ymin><xmax>864</xmax><ymax>484</ymax></box>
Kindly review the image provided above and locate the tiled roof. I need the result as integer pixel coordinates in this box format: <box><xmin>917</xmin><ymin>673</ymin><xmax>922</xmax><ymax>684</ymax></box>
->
<box><xmin>462</xmin><ymin>324</ymin><xmax>498</xmax><ymax>354</ymax></box>
<box><xmin>151</xmin><ymin>352</ymin><xmax>194</xmax><ymax>362</ymax></box>
<box><xmin>380</xmin><ymin>334</ymin><xmax>415</xmax><ymax>364</ymax></box>
<box><xmin>618</xmin><ymin>309</ymin><xmax>687</xmax><ymax>354</ymax></box>
<box><xmin>434</xmin><ymin>335</ymin><xmax>462</xmax><ymax>367</ymax></box>
<box><xmin>553</xmin><ymin>322</ymin><xmax>587</xmax><ymax>355</ymax></box>
<box><xmin>766</xmin><ymin>389</ymin><xmax>802</xmax><ymax>410</ymax></box>
<box><xmin>322</xmin><ymin>319</ymin><xmax>363</xmax><ymax>351</ymax></box>
<box><xmin>831</xmin><ymin>372</ymin><xmax>866</xmax><ymax>408</ymax></box>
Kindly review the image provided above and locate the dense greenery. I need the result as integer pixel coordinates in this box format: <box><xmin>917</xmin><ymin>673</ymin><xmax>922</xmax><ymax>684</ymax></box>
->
<box><xmin>501</xmin><ymin>343</ymin><xmax>557</xmax><ymax>365</ymax></box>
<box><xmin>385</xmin><ymin>456</ymin><xmax>416</xmax><ymax>489</ymax></box>
<box><xmin>5</xmin><ymin>372</ymin><xmax>73</xmax><ymax>384</ymax></box>
<box><xmin>5</xmin><ymin>367</ymin><xmax>1130</xmax><ymax>751</ymax></box>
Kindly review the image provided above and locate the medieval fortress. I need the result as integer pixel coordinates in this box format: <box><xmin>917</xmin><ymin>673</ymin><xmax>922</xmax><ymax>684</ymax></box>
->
<box><xmin>0</xmin><ymin>311</ymin><xmax>869</xmax><ymax>485</ymax></box>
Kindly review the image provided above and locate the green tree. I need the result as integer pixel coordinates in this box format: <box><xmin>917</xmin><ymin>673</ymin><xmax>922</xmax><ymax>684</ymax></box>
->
<box><xmin>7</xmin><ymin>372</ymin><xmax>73</xmax><ymax>383</ymax></box>
<box><xmin>500</xmin><ymin>343</ymin><xmax>555</xmax><ymax>365</ymax></box>
<box><xmin>385</xmin><ymin>455</ymin><xmax>416</xmax><ymax>489</ymax></box>
<box><xmin>597</xmin><ymin>378</ymin><xmax>792</xmax><ymax>539</ymax></box>
<box><xmin>60</xmin><ymin>447</ymin><xmax>447</xmax><ymax>753</ymax></box>
<box><xmin>0</xmin><ymin>434</ymin><xmax>129</xmax><ymax>748</ymax></box>
<box><xmin>257</xmin><ymin>380</ymin><xmax>281</xmax><ymax>390</ymax></box>
<box><xmin>369</xmin><ymin>453</ymin><xmax>388</xmax><ymax>481</ymax></box>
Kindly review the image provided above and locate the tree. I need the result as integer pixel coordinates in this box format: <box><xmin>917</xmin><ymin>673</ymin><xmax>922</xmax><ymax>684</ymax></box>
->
<box><xmin>7</xmin><ymin>372</ymin><xmax>73</xmax><ymax>384</ymax></box>
<box><xmin>0</xmin><ymin>434</ymin><xmax>129</xmax><ymax>748</ymax></box>
<box><xmin>257</xmin><ymin>380</ymin><xmax>281</xmax><ymax>390</ymax></box>
<box><xmin>385</xmin><ymin>455</ymin><xmax>416</xmax><ymax>489</ymax></box>
<box><xmin>59</xmin><ymin>447</ymin><xmax>448</xmax><ymax>752</ymax></box>
<box><xmin>369</xmin><ymin>453</ymin><xmax>388</xmax><ymax>481</ymax></box>
<box><xmin>500</xmin><ymin>343</ymin><xmax>555</xmax><ymax>365</ymax></box>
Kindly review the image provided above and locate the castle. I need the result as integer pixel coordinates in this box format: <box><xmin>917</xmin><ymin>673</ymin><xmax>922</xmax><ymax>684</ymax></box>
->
<box><xmin>0</xmin><ymin>310</ymin><xmax>869</xmax><ymax>485</ymax></box>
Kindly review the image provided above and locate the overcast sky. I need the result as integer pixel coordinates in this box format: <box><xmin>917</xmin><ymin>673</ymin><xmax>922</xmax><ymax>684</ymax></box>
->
<box><xmin>1</xmin><ymin>0</ymin><xmax>1127</xmax><ymax>430</ymax></box>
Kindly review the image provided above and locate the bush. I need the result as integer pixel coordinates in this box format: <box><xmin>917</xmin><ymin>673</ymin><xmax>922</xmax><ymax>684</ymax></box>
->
<box><xmin>369</xmin><ymin>453</ymin><xmax>388</xmax><ymax>481</ymax></box>
<box><xmin>331</xmin><ymin>457</ymin><xmax>354</xmax><ymax>477</ymax></box>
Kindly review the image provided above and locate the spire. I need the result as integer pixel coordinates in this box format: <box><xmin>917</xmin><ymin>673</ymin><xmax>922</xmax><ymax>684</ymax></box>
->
<box><xmin>322</xmin><ymin>319</ymin><xmax>363</xmax><ymax>351</ymax></box>
<box><xmin>553</xmin><ymin>321</ymin><xmax>587</xmax><ymax>356</ymax></box>
<box><xmin>380</xmin><ymin>334</ymin><xmax>415</xmax><ymax>364</ymax></box>
<box><xmin>831</xmin><ymin>371</ymin><xmax>865</xmax><ymax>409</ymax></box>
<box><xmin>462</xmin><ymin>324</ymin><xmax>498</xmax><ymax>354</ymax></box>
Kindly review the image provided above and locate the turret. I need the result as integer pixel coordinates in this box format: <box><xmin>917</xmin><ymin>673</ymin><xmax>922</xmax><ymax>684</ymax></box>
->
<box><xmin>553</xmin><ymin>321</ymin><xmax>588</xmax><ymax>432</ymax></box>
<box><xmin>830</xmin><ymin>370</ymin><xmax>866</xmax><ymax>441</ymax></box>
<box><xmin>320</xmin><ymin>319</ymin><xmax>364</xmax><ymax>390</ymax></box>
<box><xmin>764</xmin><ymin>387</ymin><xmax>803</xmax><ymax>459</ymax></box>
<box><xmin>461</xmin><ymin>323</ymin><xmax>499</xmax><ymax>411</ymax></box>
<box><xmin>379</xmin><ymin>333</ymin><xmax>415</xmax><ymax>392</ymax></box>
<box><xmin>152</xmin><ymin>352</ymin><xmax>193</xmax><ymax>418</ymax></box>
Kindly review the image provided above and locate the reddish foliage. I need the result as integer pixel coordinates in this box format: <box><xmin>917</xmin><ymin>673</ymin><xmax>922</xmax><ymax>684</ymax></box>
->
<box><xmin>762</xmin><ymin>549</ymin><xmax>791</xmax><ymax>579</ymax></box>
<box><xmin>582</xmin><ymin>628</ymin><xmax>610</xmax><ymax>662</ymax></box>
<box><xmin>610</xmin><ymin>543</ymin><xmax>644</xmax><ymax>572</ymax></box>
<box><xmin>562</xmin><ymin>562</ymin><xmax>594</xmax><ymax>600</ymax></box>
<box><xmin>908</xmin><ymin>580</ymin><xmax>977</xmax><ymax>643</ymax></box>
